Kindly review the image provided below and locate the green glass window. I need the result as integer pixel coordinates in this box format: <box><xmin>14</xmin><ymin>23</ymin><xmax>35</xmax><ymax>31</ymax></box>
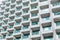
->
<box><xmin>23</xmin><ymin>2</ymin><xmax>29</xmax><ymax>6</ymax></box>
<box><xmin>4</xmin><ymin>15</ymin><xmax>8</xmax><ymax>18</ymax></box>
<box><xmin>23</xmin><ymin>34</ymin><xmax>29</xmax><ymax>39</ymax></box>
<box><xmin>31</xmin><ymin>13</ymin><xmax>37</xmax><ymax>17</ymax></box>
<box><xmin>31</xmin><ymin>0</ymin><xmax>36</xmax><ymax>2</ymax></box>
<box><xmin>57</xmin><ymin>33</ymin><xmax>60</xmax><ymax>38</ymax></box>
<box><xmin>14</xmin><ymin>29</ymin><xmax>20</xmax><ymax>33</ymax></box>
<box><xmin>23</xmin><ymin>17</ymin><xmax>28</xmax><ymax>21</ymax></box>
<box><xmin>23</xmin><ymin>10</ymin><xmax>28</xmax><ymax>14</ymax></box>
<box><xmin>0</xmin><ymin>36</ymin><xmax>2</xmax><ymax>39</ymax></box>
<box><xmin>16</xmin><ymin>6</ymin><xmax>22</xmax><ymax>11</ymax></box>
<box><xmin>55</xmin><ymin>21</ymin><xmax>60</xmax><ymax>26</ymax></box>
<box><xmin>32</xmin><ymin>21</ymin><xmax>38</xmax><ymax>25</ymax></box>
<box><xmin>10</xmin><ymin>10</ymin><xmax>15</xmax><ymax>14</ymax></box>
<box><xmin>54</xmin><ymin>12</ymin><xmax>60</xmax><ymax>15</ymax></box>
<box><xmin>14</xmin><ymin>37</ymin><xmax>21</xmax><ymax>40</ymax></box>
<box><xmin>44</xmin><ymin>36</ymin><xmax>53</xmax><ymax>40</ymax></box>
<box><xmin>42</xmin><ymin>17</ymin><xmax>49</xmax><ymax>21</ymax></box>
<box><xmin>3</xmin><ymin>28</ymin><xmax>6</xmax><ymax>31</ymax></box>
<box><xmin>5</xmin><ymin>8</ymin><xmax>9</xmax><ymax>12</ymax></box>
<box><xmin>11</xmin><ymin>0</ymin><xmax>15</xmax><ymax>3</ymax></box>
<box><xmin>40</xmin><ymin>0</ymin><xmax>47</xmax><ymax>2</ymax></box>
<box><xmin>8</xmin><ymin>32</ymin><xmax>13</xmax><ymax>36</ymax></box>
<box><xmin>23</xmin><ymin>25</ymin><xmax>29</xmax><ymax>29</ymax></box>
<box><xmin>3</xmin><ymin>35</ymin><xmax>6</xmax><ymax>39</ymax></box>
<box><xmin>3</xmin><ymin>21</ymin><xmax>7</xmax><ymax>25</ymax></box>
<box><xmin>43</xmin><ymin>26</ymin><xmax>51</xmax><ymax>31</ymax></box>
<box><xmin>11</xmin><ymin>5</ymin><xmax>15</xmax><ymax>9</ymax></box>
<box><xmin>32</xmin><ymin>30</ymin><xmax>39</xmax><ymax>35</ymax></box>
<box><xmin>7</xmin><ymin>0</ymin><xmax>10</xmax><ymax>2</ymax></box>
<box><xmin>9</xmin><ymin>25</ymin><xmax>13</xmax><ymax>28</ymax></box>
<box><xmin>52</xmin><ymin>2</ymin><xmax>60</xmax><ymax>6</ymax></box>
<box><xmin>15</xmin><ymin>21</ymin><xmax>20</xmax><ymax>25</ymax></box>
<box><xmin>16</xmin><ymin>1</ymin><xmax>21</xmax><ymax>5</ymax></box>
<box><xmin>6</xmin><ymin>3</ymin><xmax>10</xmax><ymax>7</ymax></box>
<box><xmin>31</xmin><ymin>4</ymin><xmax>37</xmax><ymax>9</ymax></box>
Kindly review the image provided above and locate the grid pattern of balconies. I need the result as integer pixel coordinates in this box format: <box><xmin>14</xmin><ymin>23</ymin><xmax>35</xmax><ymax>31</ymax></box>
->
<box><xmin>0</xmin><ymin>0</ymin><xmax>60</xmax><ymax>40</ymax></box>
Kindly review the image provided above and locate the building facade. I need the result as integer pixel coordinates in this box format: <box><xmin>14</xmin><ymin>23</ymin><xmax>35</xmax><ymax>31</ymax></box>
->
<box><xmin>0</xmin><ymin>0</ymin><xmax>60</xmax><ymax>40</ymax></box>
